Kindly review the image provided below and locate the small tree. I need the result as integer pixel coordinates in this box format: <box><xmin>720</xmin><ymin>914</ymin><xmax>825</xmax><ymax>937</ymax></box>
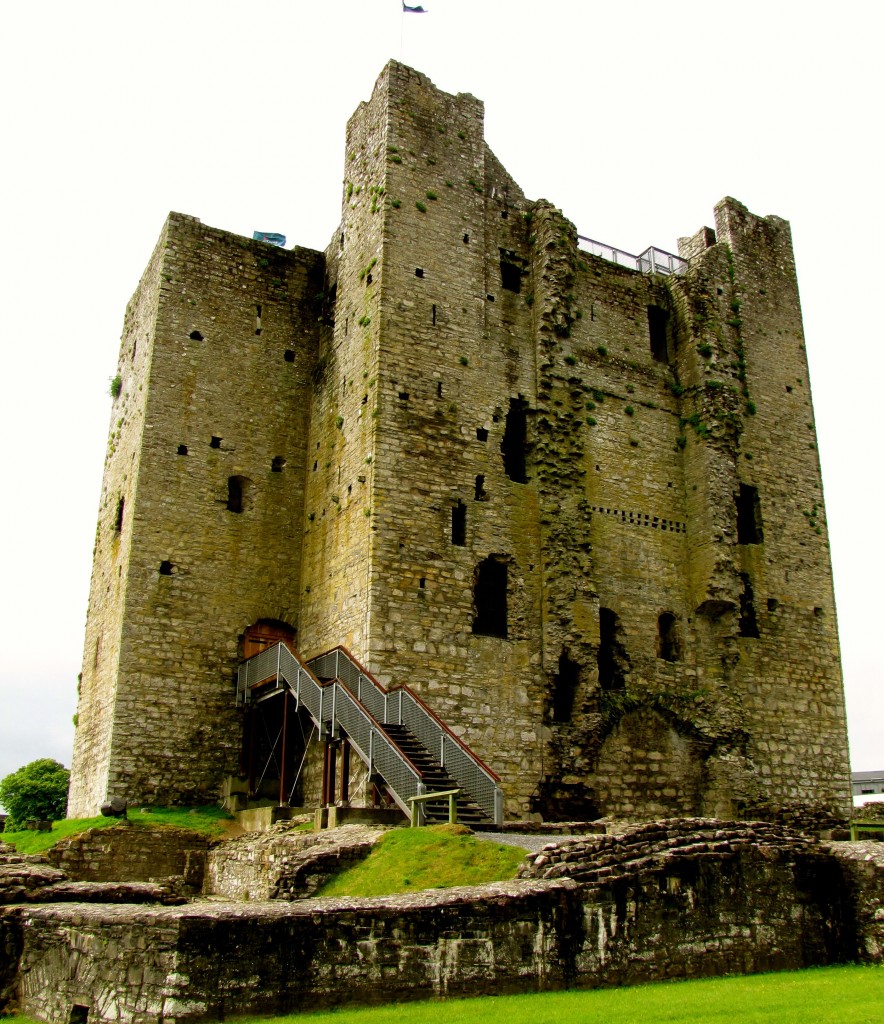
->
<box><xmin>0</xmin><ymin>759</ymin><xmax>70</xmax><ymax>829</ymax></box>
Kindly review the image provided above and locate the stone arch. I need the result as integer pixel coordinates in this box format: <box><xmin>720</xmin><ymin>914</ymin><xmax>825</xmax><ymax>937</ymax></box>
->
<box><xmin>593</xmin><ymin>707</ymin><xmax>706</xmax><ymax>819</ymax></box>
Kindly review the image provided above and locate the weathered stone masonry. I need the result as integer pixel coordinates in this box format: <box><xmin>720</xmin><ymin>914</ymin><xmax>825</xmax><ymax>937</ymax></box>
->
<box><xmin>69</xmin><ymin>60</ymin><xmax>851</xmax><ymax>824</ymax></box>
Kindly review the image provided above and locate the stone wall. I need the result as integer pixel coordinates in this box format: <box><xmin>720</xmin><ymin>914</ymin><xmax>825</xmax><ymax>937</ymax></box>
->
<box><xmin>13</xmin><ymin>822</ymin><xmax>879</xmax><ymax>1024</ymax></box>
<box><xmin>47</xmin><ymin>826</ymin><xmax>208</xmax><ymax>889</ymax></box>
<box><xmin>204</xmin><ymin>824</ymin><xmax>382</xmax><ymax>901</ymax></box>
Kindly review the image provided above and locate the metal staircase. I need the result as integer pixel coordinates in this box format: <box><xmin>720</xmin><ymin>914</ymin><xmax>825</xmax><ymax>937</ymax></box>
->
<box><xmin>236</xmin><ymin>643</ymin><xmax>503</xmax><ymax>826</ymax></box>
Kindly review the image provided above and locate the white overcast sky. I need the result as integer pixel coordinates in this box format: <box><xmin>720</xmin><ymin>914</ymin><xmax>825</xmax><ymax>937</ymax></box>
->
<box><xmin>1</xmin><ymin>1</ymin><xmax>881</xmax><ymax>797</ymax></box>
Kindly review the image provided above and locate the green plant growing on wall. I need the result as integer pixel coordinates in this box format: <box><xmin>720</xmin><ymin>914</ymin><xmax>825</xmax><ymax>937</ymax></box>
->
<box><xmin>425</xmin><ymin>190</ymin><xmax>438</xmax><ymax>201</ymax></box>
<box><xmin>416</xmin><ymin>201</ymin><xmax>427</xmax><ymax>213</ymax></box>
<box><xmin>597</xmin><ymin>345</ymin><xmax>608</xmax><ymax>357</ymax></box>
<box><xmin>109</xmin><ymin>375</ymin><xmax>122</xmax><ymax>399</ymax></box>
<box><xmin>586</xmin><ymin>416</ymin><xmax>597</xmax><ymax>426</ymax></box>
<box><xmin>459</xmin><ymin>356</ymin><xmax>469</xmax><ymax>366</ymax></box>
<box><xmin>346</xmin><ymin>182</ymin><xmax>354</xmax><ymax>200</ymax></box>
<box><xmin>591</xmin><ymin>389</ymin><xmax>605</xmax><ymax>403</ymax></box>
<box><xmin>625</xmin><ymin>405</ymin><xmax>635</xmax><ymax>416</ymax></box>
<box><xmin>697</xmin><ymin>342</ymin><xmax>713</xmax><ymax>358</ymax></box>
<box><xmin>390</xmin><ymin>153</ymin><xmax>402</xmax><ymax>163</ymax></box>
<box><xmin>358</xmin><ymin>316</ymin><xmax>371</xmax><ymax>327</ymax></box>
<box><xmin>390</xmin><ymin>198</ymin><xmax>401</xmax><ymax>209</ymax></box>
<box><xmin>467</xmin><ymin>178</ymin><xmax>483</xmax><ymax>193</ymax></box>
<box><xmin>564</xmin><ymin>355</ymin><xmax>577</xmax><ymax>366</ymax></box>
<box><xmin>676</xmin><ymin>435</ymin><xmax>687</xmax><ymax>450</ymax></box>
<box><xmin>336</xmin><ymin>416</ymin><xmax>344</xmax><ymax>429</ymax></box>
<box><xmin>746</xmin><ymin>400</ymin><xmax>757</xmax><ymax>415</ymax></box>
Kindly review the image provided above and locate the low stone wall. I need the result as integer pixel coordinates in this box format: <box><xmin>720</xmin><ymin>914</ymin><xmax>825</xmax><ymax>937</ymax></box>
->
<box><xmin>828</xmin><ymin>841</ymin><xmax>884</xmax><ymax>961</ymax></box>
<box><xmin>47</xmin><ymin>826</ymin><xmax>209</xmax><ymax>889</ymax></box>
<box><xmin>204</xmin><ymin>824</ymin><xmax>384</xmax><ymax>900</ymax></box>
<box><xmin>14</xmin><ymin>820</ymin><xmax>881</xmax><ymax>1024</ymax></box>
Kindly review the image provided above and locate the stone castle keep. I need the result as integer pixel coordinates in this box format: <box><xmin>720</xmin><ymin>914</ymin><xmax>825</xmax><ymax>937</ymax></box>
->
<box><xmin>68</xmin><ymin>61</ymin><xmax>851</xmax><ymax>825</ymax></box>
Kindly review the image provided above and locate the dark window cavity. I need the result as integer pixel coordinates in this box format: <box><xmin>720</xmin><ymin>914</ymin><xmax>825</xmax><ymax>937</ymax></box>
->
<box><xmin>656</xmin><ymin>612</ymin><xmax>680</xmax><ymax>662</ymax></box>
<box><xmin>451</xmin><ymin>501</ymin><xmax>466</xmax><ymax>546</ymax></box>
<box><xmin>472</xmin><ymin>557</ymin><xmax>508</xmax><ymax>638</ymax></box>
<box><xmin>474</xmin><ymin>474</ymin><xmax>487</xmax><ymax>501</ymax></box>
<box><xmin>499</xmin><ymin>259</ymin><xmax>522</xmax><ymax>293</ymax></box>
<box><xmin>114</xmin><ymin>497</ymin><xmax>124</xmax><ymax>534</ymax></box>
<box><xmin>736</xmin><ymin>483</ymin><xmax>764</xmax><ymax>544</ymax></box>
<box><xmin>255</xmin><ymin>304</ymin><xmax>262</xmax><ymax>336</ymax></box>
<box><xmin>399</xmin><ymin>391</ymin><xmax>409</xmax><ymax>401</ymax></box>
<box><xmin>70</xmin><ymin>1006</ymin><xmax>89</xmax><ymax>1024</ymax></box>
<box><xmin>415</xmin><ymin>268</ymin><xmax>424</xmax><ymax>278</ymax></box>
<box><xmin>227</xmin><ymin>476</ymin><xmax>251</xmax><ymax>514</ymax></box>
<box><xmin>552</xmin><ymin>650</ymin><xmax>580</xmax><ymax>723</ymax></box>
<box><xmin>284</xmin><ymin>349</ymin><xmax>295</xmax><ymax>362</ymax></box>
<box><xmin>463</xmin><ymin>233</ymin><xmax>470</xmax><ymax>244</ymax></box>
<box><xmin>210</xmin><ymin>436</ymin><xmax>222</xmax><ymax>449</ymax></box>
<box><xmin>739</xmin><ymin>574</ymin><xmax>760</xmax><ymax>638</ymax></box>
<box><xmin>189</xmin><ymin>330</ymin><xmax>203</xmax><ymax>341</ymax></box>
<box><xmin>648</xmin><ymin>306</ymin><xmax>670</xmax><ymax>363</ymax></box>
<box><xmin>476</xmin><ymin>427</ymin><xmax>488</xmax><ymax>442</ymax></box>
<box><xmin>432</xmin><ymin>304</ymin><xmax>436</xmax><ymax>325</ymax></box>
<box><xmin>159</xmin><ymin>560</ymin><xmax>174</xmax><ymax>576</ymax></box>
<box><xmin>177</xmin><ymin>444</ymin><xmax>188</xmax><ymax>456</ymax></box>
<box><xmin>272</xmin><ymin>456</ymin><xmax>286</xmax><ymax>472</ymax></box>
<box><xmin>501</xmin><ymin>396</ymin><xmax>529</xmax><ymax>483</ymax></box>
<box><xmin>598</xmin><ymin>607</ymin><xmax>629</xmax><ymax>689</ymax></box>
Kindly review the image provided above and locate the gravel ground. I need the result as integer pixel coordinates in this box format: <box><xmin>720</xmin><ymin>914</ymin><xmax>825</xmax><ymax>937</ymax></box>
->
<box><xmin>474</xmin><ymin>831</ymin><xmax>579</xmax><ymax>853</ymax></box>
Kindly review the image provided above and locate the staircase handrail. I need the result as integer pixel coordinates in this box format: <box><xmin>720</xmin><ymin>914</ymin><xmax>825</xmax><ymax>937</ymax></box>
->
<box><xmin>237</xmin><ymin>643</ymin><xmax>423</xmax><ymax>817</ymax></box>
<box><xmin>307</xmin><ymin>646</ymin><xmax>503</xmax><ymax>824</ymax></box>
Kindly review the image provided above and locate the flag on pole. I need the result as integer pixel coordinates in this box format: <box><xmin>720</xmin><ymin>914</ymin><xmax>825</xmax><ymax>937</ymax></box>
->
<box><xmin>403</xmin><ymin>3</ymin><xmax>427</xmax><ymax>12</ymax></box>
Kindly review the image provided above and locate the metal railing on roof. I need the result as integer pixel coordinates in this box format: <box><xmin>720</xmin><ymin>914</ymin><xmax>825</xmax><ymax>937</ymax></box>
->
<box><xmin>578</xmin><ymin>236</ymin><xmax>688</xmax><ymax>276</ymax></box>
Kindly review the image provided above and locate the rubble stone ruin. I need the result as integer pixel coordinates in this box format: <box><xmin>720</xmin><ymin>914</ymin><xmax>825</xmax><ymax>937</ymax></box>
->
<box><xmin>68</xmin><ymin>60</ymin><xmax>851</xmax><ymax>829</ymax></box>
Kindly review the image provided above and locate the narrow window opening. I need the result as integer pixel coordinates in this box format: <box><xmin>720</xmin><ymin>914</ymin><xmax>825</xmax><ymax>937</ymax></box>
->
<box><xmin>132</xmin><ymin>340</ymin><xmax>137</xmax><ymax>359</ymax></box>
<box><xmin>501</xmin><ymin>396</ymin><xmax>529</xmax><ymax>483</ymax></box>
<box><xmin>271</xmin><ymin>456</ymin><xmax>286</xmax><ymax>472</ymax></box>
<box><xmin>474</xmin><ymin>475</ymin><xmax>487</xmax><ymax>500</ymax></box>
<box><xmin>415</xmin><ymin>268</ymin><xmax>424</xmax><ymax>278</ymax></box>
<box><xmin>814</xmin><ymin>606</ymin><xmax>824</xmax><ymax>618</ymax></box>
<box><xmin>70</xmin><ymin>1005</ymin><xmax>89</xmax><ymax>1024</ymax></box>
<box><xmin>419</xmin><ymin>577</ymin><xmax>426</xmax><ymax>589</ymax></box>
<box><xmin>255</xmin><ymin>304</ymin><xmax>262</xmax><ymax>336</ymax></box>
<box><xmin>177</xmin><ymin>444</ymin><xmax>188</xmax><ymax>456</ymax></box>
<box><xmin>786</xmin><ymin>385</ymin><xmax>793</xmax><ymax>393</ymax></box>
<box><xmin>486</xmin><ymin>294</ymin><xmax>495</xmax><ymax>302</ymax></box>
<box><xmin>499</xmin><ymin>260</ymin><xmax>521</xmax><ymax>293</ymax></box>
<box><xmin>552</xmin><ymin>650</ymin><xmax>580</xmax><ymax>723</ymax></box>
<box><xmin>114</xmin><ymin>497</ymin><xmax>125</xmax><ymax>534</ymax></box>
<box><xmin>656</xmin><ymin>612</ymin><xmax>680</xmax><ymax>662</ymax></box>
<box><xmin>399</xmin><ymin>391</ymin><xmax>409</xmax><ymax>401</ymax></box>
<box><xmin>210</xmin><ymin>436</ymin><xmax>222</xmax><ymax>449</ymax></box>
<box><xmin>340</xmin><ymin>233</ymin><xmax>345</xmax><ymax>249</ymax></box>
<box><xmin>159</xmin><ymin>560</ymin><xmax>174</xmax><ymax>576</ymax></box>
<box><xmin>739</xmin><ymin>574</ymin><xmax>760</xmax><ymax>638</ymax></box>
<box><xmin>598</xmin><ymin>608</ymin><xmax>629</xmax><ymax>689</ymax></box>
<box><xmin>366</xmin><ymin>273</ymin><xmax>372</xmax><ymax>285</ymax></box>
<box><xmin>451</xmin><ymin>501</ymin><xmax>467</xmax><ymax>546</ymax></box>
<box><xmin>437</xmin><ymin>381</ymin><xmax>443</xmax><ymax>398</ymax></box>
<box><xmin>227</xmin><ymin>476</ymin><xmax>250</xmax><ymax>514</ymax></box>
<box><xmin>736</xmin><ymin>483</ymin><xmax>764</xmax><ymax>544</ymax></box>
<box><xmin>648</xmin><ymin>306</ymin><xmax>670</xmax><ymax>363</ymax></box>
<box><xmin>189</xmin><ymin>330</ymin><xmax>203</xmax><ymax>341</ymax></box>
<box><xmin>472</xmin><ymin>557</ymin><xmax>508</xmax><ymax>638</ymax></box>
<box><xmin>463</xmin><ymin>233</ymin><xmax>470</xmax><ymax>244</ymax></box>
<box><xmin>284</xmin><ymin>349</ymin><xmax>295</xmax><ymax>362</ymax></box>
<box><xmin>501</xmin><ymin>209</ymin><xmax>509</xmax><ymax>219</ymax></box>
<box><xmin>432</xmin><ymin>304</ymin><xmax>436</xmax><ymax>326</ymax></box>
<box><xmin>767</xmin><ymin>598</ymin><xmax>779</xmax><ymax>612</ymax></box>
<box><xmin>476</xmin><ymin>427</ymin><xmax>488</xmax><ymax>442</ymax></box>
<box><xmin>313</xmin><ymin>461</ymin><xmax>317</xmax><ymax>471</ymax></box>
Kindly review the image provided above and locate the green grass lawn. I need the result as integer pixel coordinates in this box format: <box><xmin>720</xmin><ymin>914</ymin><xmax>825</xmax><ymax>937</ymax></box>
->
<box><xmin>0</xmin><ymin>805</ymin><xmax>232</xmax><ymax>855</ymax></box>
<box><xmin>315</xmin><ymin>824</ymin><xmax>527</xmax><ymax>897</ymax></box>
<box><xmin>233</xmin><ymin>965</ymin><xmax>881</xmax><ymax>1024</ymax></box>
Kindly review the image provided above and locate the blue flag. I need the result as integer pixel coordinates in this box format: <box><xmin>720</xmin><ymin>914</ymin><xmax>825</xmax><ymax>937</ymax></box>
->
<box><xmin>403</xmin><ymin>3</ymin><xmax>427</xmax><ymax>11</ymax></box>
<box><xmin>253</xmin><ymin>231</ymin><xmax>286</xmax><ymax>247</ymax></box>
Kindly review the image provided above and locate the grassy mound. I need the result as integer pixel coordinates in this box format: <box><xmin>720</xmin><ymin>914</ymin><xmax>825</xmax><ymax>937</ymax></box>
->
<box><xmin>1</xmin><ymin>805</ymin><xmax>232</xmax><ymax>855</ymax></box>
<box><xmin>315</xmin><ymin>823</ymin><xmax>527</xmax><ymax>897</ymax></box>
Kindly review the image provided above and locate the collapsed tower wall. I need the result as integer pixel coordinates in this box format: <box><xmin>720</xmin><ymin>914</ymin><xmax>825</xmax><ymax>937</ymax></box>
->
<box><xmin>69</xmin><ymin>61</ymin><xmax>850</xmax><ymax>823</ymax></box>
